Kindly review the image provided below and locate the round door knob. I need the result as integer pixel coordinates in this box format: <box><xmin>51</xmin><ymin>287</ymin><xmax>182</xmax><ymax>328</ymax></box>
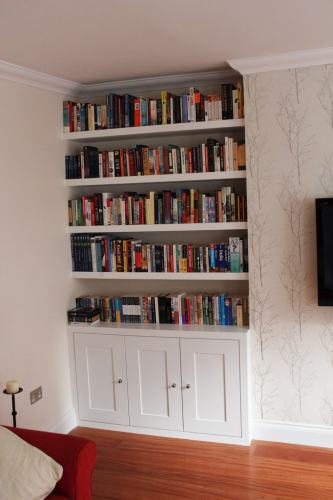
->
<box><xmin>185</xmin><ymin>384</ymin><xmax>191</xmax><ymax>389</ymax></box>
<box><xmin>171</xmin><ymin>383</ymin><xmax>176</xmax><ymax>388</ymax></box>
<box><xmin>117</xmin><ymin>378</ymin><xmax>123</xmax><ymax>384</ymax></box>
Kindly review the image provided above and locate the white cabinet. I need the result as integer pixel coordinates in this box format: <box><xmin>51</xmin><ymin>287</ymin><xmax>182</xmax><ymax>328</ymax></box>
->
<box><xmin>125</xmin><ymin>336</ymin><xmax>183</xmax><ymax>431</ymax></box>
<box><xmin>180</xmin><ymin>338</ymin><xmax>241</xmax><ymax>436</ymax></box>
<box><xmin>72</xmin><ymin>329</ymin><xmax>248</xmax><ymax>444</ymax></box>
<box><xmin>74</xmin><ymin>333</ymin><xmax>129</xmax><ymax>425</ymax></box>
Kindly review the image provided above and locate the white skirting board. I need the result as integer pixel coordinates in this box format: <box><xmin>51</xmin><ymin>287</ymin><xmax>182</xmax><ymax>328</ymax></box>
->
<box><xmin>74</xmin><ymin>419</ymin><xmax>333</xmax><ymax>448</ymax></box>
<box><xmin>75</xmin><ymin>419</ymin><xmax>250</xmax><ymax>446</ymax></box>
<box><xmin>48</xmin><ymin>408</ymin><xmax>77</xmax><ymax>434</ymax></box>
<box><xmin>48</xmin><ymin>408</ymin><xmax>333</xmax><ymax>448</ymax></box>
<box><xmin>251</xmin><ymin>420</ymin><xmax>333</xmax><ymax>448</ymax></box>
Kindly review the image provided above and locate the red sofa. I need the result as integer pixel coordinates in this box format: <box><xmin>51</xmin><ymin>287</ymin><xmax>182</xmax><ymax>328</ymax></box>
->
<box><xmin>8</xmin><ymin>427</ymin><xmax>96</xmax><ymax>500</ymax></box>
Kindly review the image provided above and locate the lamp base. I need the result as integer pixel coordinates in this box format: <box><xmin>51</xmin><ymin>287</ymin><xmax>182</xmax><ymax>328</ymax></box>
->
<box><xmin>3</xmin><ymin>388</ymin><xmax>23</xmax><ymax>427</ymax></box>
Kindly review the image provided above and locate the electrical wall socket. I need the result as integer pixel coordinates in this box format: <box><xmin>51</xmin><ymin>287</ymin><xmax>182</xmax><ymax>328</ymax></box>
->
<box><xmin>30</xmin><ymin>386</ymin><xmax>42</xmax><ymax>405</ymax></box>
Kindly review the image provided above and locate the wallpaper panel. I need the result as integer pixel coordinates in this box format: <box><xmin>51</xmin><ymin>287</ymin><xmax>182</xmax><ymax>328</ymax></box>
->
<box><xmin>245</xmin><ymin>65</ymin><xmax>333</xmax><ymax>425</ymax></box>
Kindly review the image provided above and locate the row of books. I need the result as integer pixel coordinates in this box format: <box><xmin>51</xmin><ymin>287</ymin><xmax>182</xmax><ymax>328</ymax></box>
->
<box><xmin>63</xmin><ymin>83</ymin><xmax>244</xmax><ymax>133</ymax></box>
<box><xmin>70</xmin><ymin>236</ymin><xmax>248</xmax><ymax>273</ymax></box>
<box><xmin>65</xmin><ymin>138</ymin><xmax>245</xmax><ymax>179</ymax></box>
<box><xmin>68</xmin><ymin>188</ymin><xmax>247</xmax><ymax>226</ymax></box>
<box><xmin>71</xmin><ymin>294</ymin><xmax>249</xmax><ymax>326</ymax></box>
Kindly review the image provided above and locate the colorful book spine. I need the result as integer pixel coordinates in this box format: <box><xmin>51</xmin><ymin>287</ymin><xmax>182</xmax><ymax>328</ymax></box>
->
<box><xmin>70</xmin><ymin>236</ymin><xmax>248</xmax><ymax>274</ymax></box>
<box><xmin>63</xmin><ymin>82</ymin><xmax>244</xmax><ymax>132</ymax></box>
<box><xmin>68</xmin><ymin>187</ymin><xmax>247</xmax><ymax>226</ymax></box>
<box><xmin>64</xmin><ymin>140</ymin><xmax>246</xmax><ymax>179</ymax></box>
<box><xmin>73</xmin><ymin>294</ymin><xmax>249</xmax><ymax>326</ymax></box>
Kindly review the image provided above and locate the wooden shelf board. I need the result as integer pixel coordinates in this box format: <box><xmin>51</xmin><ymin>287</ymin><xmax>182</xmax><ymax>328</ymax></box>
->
<box><xmin>62</xmin><ymin>119</ymin><xmax>245</xmax><ymax>142</ymax></box>
<box><xmin>71</xmin><ymin>272</ymin><xmax>249</xmax><ymax>281</ymax></box>
<box><xmin>67</xmin><ymin>222</ymin><xmax>248</xmax><ymax>233</ymax></box>
<box><xmin>64</xmin><ymin>170</ymin><xmax>247</xmax><ymax>187</ymax></box>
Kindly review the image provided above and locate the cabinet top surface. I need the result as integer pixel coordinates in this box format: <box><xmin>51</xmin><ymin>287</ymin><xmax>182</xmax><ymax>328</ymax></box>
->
<box><xmin>68</xmin><ymin>322</ymin><xmax>249</xmax><ymax>340</ymax></box>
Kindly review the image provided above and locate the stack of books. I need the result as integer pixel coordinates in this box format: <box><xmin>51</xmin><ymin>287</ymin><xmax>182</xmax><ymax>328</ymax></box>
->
<box><xmin>63</xmin><ymin>83</ymin><xmax>244</xmax><ymax>132</ymax></box>
<box><xmin>74</xmin><ymin>294</ymin><xmax>249</xmax><ymax>327</ymax></box>
<box><xmin>67</xmin><ymin>307</ymin><xmax>100</xmax><ymax>325</ymax></box>
<box><xmin>65</xmin><ymin>138</ymin><xmax>245</xmax><ymax>179</ymax></box>
<box><xmin>70</xmin><ymin>236</ymin><xmax>248</xmax><ymax>273</ymax></box>
<box><xmin>68</xmin><ymin>188</ymin><xmax>247</xmax><ymax>226</ymax></box>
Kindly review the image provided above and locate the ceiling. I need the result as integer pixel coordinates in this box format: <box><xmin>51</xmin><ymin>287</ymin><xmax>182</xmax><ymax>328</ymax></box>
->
<box><xmin>1</xmin><ymin>0</ymin><xmax>333</xmax><ymax>84</ymax></box>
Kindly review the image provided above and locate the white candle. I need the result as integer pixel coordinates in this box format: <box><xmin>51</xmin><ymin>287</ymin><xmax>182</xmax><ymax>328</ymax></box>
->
<box><xmin>6</xmin><ymin>380</ymin><xmax>19</xmax><ymax>394</ymax></box>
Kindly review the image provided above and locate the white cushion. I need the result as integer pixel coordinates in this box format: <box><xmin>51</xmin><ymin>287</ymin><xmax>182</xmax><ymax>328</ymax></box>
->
<box><xmin>0</xmin><ymin>426</ymin><xmax>63</xmax><ymax>500</ymax></box>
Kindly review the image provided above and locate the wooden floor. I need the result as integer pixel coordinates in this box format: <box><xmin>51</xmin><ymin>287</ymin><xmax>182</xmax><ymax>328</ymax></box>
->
<box><xmin>71</xmin><ymin>427</ymin><xmax>333</xmax><ymax>500</ymax></box>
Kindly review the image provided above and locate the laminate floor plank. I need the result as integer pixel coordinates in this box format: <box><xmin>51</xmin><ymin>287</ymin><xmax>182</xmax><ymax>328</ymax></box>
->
<box><xmin>71</xmin><ymin>428</ymin><xmax>333</xmax><ymax>500</ymax></box>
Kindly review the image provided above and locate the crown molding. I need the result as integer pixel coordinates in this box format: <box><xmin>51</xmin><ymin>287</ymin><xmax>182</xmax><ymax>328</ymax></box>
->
<box><xmin>228</xmin><ymin>47</ymin><xmax>333</xmax><ymax>75</ymax></box>
<box><xmin>0</xmin><ymin>59</ymin><xmax>239</xmax><ymax>97</ymax></box>
<box><xmin>0</xmin><ymin>59</ymin><xmax>84</xmax><ymax>97</ymax></box>
<box><xmin>80</xmin><ymin>69</ymin><xmax>238</xmax><ymax>97</ymax></box>
<box><xmin>3</xmin><ymin>48</ymin><xmax>333</xmax><ymax>93</ymax></box>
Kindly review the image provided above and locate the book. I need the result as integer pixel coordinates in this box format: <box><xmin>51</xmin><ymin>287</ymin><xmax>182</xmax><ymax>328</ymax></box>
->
<box><xmin>69</xmin><ymin>319</ymin><xmax>100</xmax><ymax>325</ymax></box>
<box><xmin>67</xmin><ymin>307</ymin><xmax>100</xmax><ymax>324</ymax></box>
<box><xmin>229</xmin><ymin>237</ymin><xmax>241</xmax><ymax>272</ymax></box>
<box><xmin>83</xmin><ymin>146</ymin><xmax>99</xmax><ymax>178</ymax></box>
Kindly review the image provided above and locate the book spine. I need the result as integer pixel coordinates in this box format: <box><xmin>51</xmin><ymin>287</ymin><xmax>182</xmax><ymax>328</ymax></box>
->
<box><xmin>63</xmin><ymin>101</ymin><xmax>71</xmax><ymax>133</ymax></box>
<box><xmin>161</xmin><ymin>91</ymin><xmax>168</xmax><ymax>125</ymax></box>
<box><xmin>189</xmin><ymin>88</ymin><xmax>196</xmax><ymax>122</ymax></box>
<box><xmin>134</xmin><ymin>98</ymin><xmax>141</xmax><ymax>126</ymax></box>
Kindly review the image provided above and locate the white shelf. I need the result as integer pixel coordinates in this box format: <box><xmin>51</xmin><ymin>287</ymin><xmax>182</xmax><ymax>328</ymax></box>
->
<box><xmin>64</xmin><ymin>170</ymin><xmax>246</xmax><ymax>187</ymax></box>
<box><xmin>67</xmin><ymin>322</ymin><xmax>249</xmax><ymax>340</ymax></box>
<box><xmin>71</xmin><ymin>272</ymin><xmax>249</xmax><ymax>281</ymax></box>
<box><xmin>67</xmin><ymin>222</ymin><xmax>247</xmax><ymax>233</ymax></box>
<box><xmin>62</xmin><ymin>119</ymin><xmax>245</xmax><ymax>142</ymax></box>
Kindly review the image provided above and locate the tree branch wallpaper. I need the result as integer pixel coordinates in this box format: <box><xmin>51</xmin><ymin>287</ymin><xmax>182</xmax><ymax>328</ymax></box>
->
<box><xmin>245</xmin><ymin>65</ymin><xmax>333</xmax><ymax>425</ymax></box>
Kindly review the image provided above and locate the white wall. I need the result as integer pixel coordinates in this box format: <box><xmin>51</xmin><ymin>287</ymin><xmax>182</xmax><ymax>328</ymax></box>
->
<box><xmin>245</xmin><ymin>65</ymin><xmax>333</xmax><ymax>427</ymax></box>
<box><xmin>3</xmin><ymin>64</ymin><xmax>333</xmax><ymax>439</ymax></box>
<box><xmin>0</xmin><ymin>78</ymin><xmax>76</xmax><ymax>430</ymax></box>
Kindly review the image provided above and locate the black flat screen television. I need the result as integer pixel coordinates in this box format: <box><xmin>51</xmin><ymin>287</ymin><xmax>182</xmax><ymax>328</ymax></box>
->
<box><xmin>316</xmin><ymin>198</ymin><xmax>333</xmax><ymax>305</ymax></box>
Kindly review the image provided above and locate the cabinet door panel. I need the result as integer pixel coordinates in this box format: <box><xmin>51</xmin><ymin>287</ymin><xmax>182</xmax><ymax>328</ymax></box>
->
<box><xmin>74</xmin><ymin>333</ymin><xmax>129</xmax><ymax>425</ymax></box>
<box><xmin>181</xmin><ymin>339</ymin><xmax>241</xmax><ymax>436</ymax></box>
<box><xmin>126</xmin><ymin>336</ymin><xmax>182</xmax><ymax>430</ymax></box>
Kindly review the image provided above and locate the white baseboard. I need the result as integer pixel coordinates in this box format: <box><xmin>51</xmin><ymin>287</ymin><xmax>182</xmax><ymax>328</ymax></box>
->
<box><xmin>51</xmin><ymin>411</ymin><xmax>333</xmax><ymax>448</ymax></box>
<box><xmin>251</xmin><ymin>420</ymin><xmax>333</xmax><ymax>448</ymax></box>
<box><xmin>76</xmin><ymin>419</ymin><xmax>250</xmax><ymax>446</ymax></box>
<box><xmin>49</xmin><ymin>408</ymin><xmax>77</xmax><ymax>434</ymax></box>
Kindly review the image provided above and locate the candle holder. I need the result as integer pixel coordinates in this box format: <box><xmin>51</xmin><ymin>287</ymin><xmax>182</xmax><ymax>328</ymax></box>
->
<box><xmin>3</xmin><ymin>388</ymin><xmax>23</xmax><ymax>427</ymax></box>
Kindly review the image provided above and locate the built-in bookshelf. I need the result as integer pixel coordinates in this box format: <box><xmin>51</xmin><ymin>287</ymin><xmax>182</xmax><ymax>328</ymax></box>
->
<box><xmin>64</xmin><ymin>77</ymin><xmax>248</xmax><ymax>330</ymax></box>
<box><xmin>64</xmin><ymin>75</ymin><xmax>250</xmax><ymax>445</ymax></box>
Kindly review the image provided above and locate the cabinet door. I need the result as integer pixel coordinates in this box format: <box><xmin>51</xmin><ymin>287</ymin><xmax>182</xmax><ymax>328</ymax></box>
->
<box><xmin>74</xmin><ymin>333</ymin><xmax>129</xmax><ymax>425</ymax></box>
<box><xmin>125</xmin><ymin>336</ymin><xmax>182</xmax><ymax>431</ymax></box>
<box><xmin>180</xmin><ymin>339</ymin><xmax>241</xmax><ymax>436</ymax></box>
